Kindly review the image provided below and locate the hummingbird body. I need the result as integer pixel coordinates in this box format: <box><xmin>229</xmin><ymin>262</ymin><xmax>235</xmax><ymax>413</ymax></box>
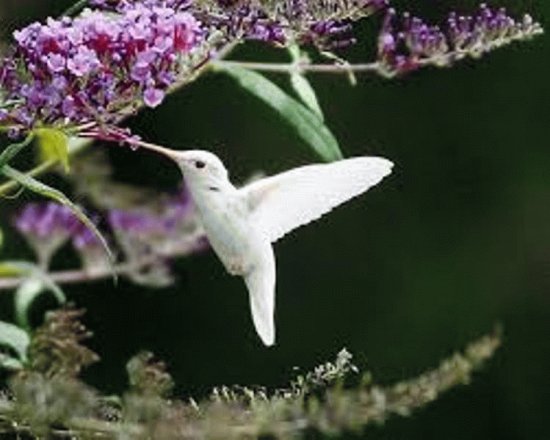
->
<box><xmin>144</xmin><ymin>147</ymin><xmax>393</xmax><ymax>346</ymax></box>
<box><xmin>185</xmin><ymin>168</ymin><xmax>269</xmax><ymax>277</ymax></box>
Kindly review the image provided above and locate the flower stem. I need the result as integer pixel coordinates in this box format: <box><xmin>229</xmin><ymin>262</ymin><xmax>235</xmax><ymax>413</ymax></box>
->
<box><xmin>0</xmin><ymin>252</ymin><xmax>179</xmax><ymax>292</ymax></box>
<box><xmin>63</xmin><ymin>0</ymin><xmax>89</xmax><ymax>17</ymax></box>
<box><xmin>213</xmin><ymin>59</ymin><xmax>383</xmax><ymax>74</ymax></box>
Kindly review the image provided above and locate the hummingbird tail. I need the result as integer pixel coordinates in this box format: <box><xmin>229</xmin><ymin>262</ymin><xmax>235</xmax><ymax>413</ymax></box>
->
<box><xmin>244</xmin><ymin>255</ymin><xmax>276</xmax><ymax>346</ymax></box>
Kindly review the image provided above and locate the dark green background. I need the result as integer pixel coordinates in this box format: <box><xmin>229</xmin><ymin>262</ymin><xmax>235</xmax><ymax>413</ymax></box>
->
<box><xmin>1</xmin><ymin>1</ymin><xmax>549</xmax><ymax>439</ymax></box>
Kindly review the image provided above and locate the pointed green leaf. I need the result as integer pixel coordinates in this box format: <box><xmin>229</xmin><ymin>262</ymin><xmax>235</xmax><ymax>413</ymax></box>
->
<box><xmin>0</xmin><ymin>353</ymin><xmax>24</xmax><ymax>371</ymax></box>
<box><xmin>1</xmin><ymin>166</ymin><xmax>116</xmax><ymax>275</ymax></box>
<box><xmin>0</xmin><ymin>133</ymin><xmax>35</xmax><ymax>172</ymax></box>
<box><xmin>15</xmin><ymin>278</ymin><xmax>46</xmax><ymax>329</ymax></box>
<box><xmin>0</xmin><ymin>320</ymin><xmax>30</xmax><ymax>363</ymax></box>
<box><xmin>288</xmin><ymin>44</ymin><xmax>301</xmax><ymax>62</ymax></box>
<box><xmin>0</xmin><ymin>261</ymin><xmax>25</xmax><ymax>277</ymax></box>
<box><xmin>288</xmin><ymin>45</ymin><xmax>324</xmax><ymax>120</ymax></box>
<box><xmin>217</xmin><ymin>64</ymin><xmax>343</xmax><ymax>162</ymax></box>
<box><xmin>290</xmin><ymin>73</ymin><xmax>324</xmax><ymax>121</ymax></box>
<box><xmin>35</xmin><ymin>128</ymin><xmax>70</xmax><ymax>173</ymax></box>
<box><xmin>15</xmin><ymin>274</ymin><xmax>66</xmax><ymax>329</ymax></box>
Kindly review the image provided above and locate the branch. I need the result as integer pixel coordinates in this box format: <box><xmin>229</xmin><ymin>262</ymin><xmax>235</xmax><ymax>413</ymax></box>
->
<box><xmin>215</xmin><ymin>28</ymin><xmax>543</xmax><ymax>78</ymax></box>
<box><xmin>0</xmin><ymin>331</ymin><xmax>501</xmax><ymax>439</ymax></box>
<box><xmin>0</xmin><ymin>228</ymin><xmax>206</xmax><ymax>292</ymax></box>
<box><xmin>213</xmin><ymin>59</ymin><xmax>382</xmax><ymax>74</ymax></box>
<box><xmin>0</xmin><ymin>261</ymin><xmax>137</xmax><ymax>291</ymax></box>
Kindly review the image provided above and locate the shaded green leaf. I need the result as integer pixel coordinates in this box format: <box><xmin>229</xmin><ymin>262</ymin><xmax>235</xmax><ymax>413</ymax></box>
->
<box><xmin>15</xmin><ymin>278</ymin><xmax>46</xmax><ymax>329</ymax></box>
<box><xmin>0</xmin><ymin>261</ymin><xmax>26</xmax><ymax>277</ymax></box>
<box><xmin>288</xmin><ymin>45</ymin><xmax>324</xmax><ymax>120</ymax></box>
<box><xmin>217</xmin><ymin>64</ymin><xmax>343</xmax><ymax>162</ymax></box>
<box><xmin>1</xmin><ymin>166</ymin><xmax>115</xmax><ymax>275</ymax></box>
<box><xmin>290</xmin><ymin>73</ymin><xmax>324</xmax><ymax>121</ymax></box>
<box><xmin>0</xmin><ymin>320</ymin><xmax>30</xmax><ymax>363</ymax></box>
<box><xmin>0</xmin><ymin>261</ymin><xmax>66</xmax><ymax>328</ymax></box>
<box><xmin>15</xmin><ymin>275</ymin><xmax>66</xmax><ymax>329</ymax></box>
<box><xmin>0</xmin><ymin>353</ymin><xmax>24</xmax><ymax>371</ymax></box>
<box><xmin>0</xmin><ymin>133</ymin><xmax>35</xmax><ymax>172</ymax></box>
<box><xmin>35</xmin><ymin>128</ymin><xmax>70</xmax><ymax>173</ymax></box>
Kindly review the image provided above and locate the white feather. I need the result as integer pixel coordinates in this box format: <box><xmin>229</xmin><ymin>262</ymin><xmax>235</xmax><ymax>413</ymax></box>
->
<box><xmin>244</xmin><ymin>247</ymin><xmax>276</xmax><ymax>346</ymax></box>
<box><xmin>241</xmin><ymin>156</ymin><xmax>394</xmax><ymax>243</ymax></box>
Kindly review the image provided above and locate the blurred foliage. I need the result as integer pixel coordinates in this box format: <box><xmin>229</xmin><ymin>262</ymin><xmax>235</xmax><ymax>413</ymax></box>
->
<box><xmin>0</xmin><ymin>309</ymin><xmax>500</xmax><ymax>439</ymax></box>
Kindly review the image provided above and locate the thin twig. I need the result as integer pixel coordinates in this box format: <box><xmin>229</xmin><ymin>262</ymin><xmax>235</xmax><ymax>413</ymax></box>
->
<box><xmin>63</xmin><ymin>0</ymin><xmax>89</xmax><ymax>17</ymax></box>
<box><xmin>0</xmin><ymin>227</ymin><xmax>207</xmax><ymax>291</ymax></box>
<box><xmin>0</xmin><ymin>261</ymin><xmax>134</xmax><ymax>291</ymax></box>
<box><xmin>214</xmin><ymin>59</ymin><xmax>383</xmax><ymax>74</ymax></box>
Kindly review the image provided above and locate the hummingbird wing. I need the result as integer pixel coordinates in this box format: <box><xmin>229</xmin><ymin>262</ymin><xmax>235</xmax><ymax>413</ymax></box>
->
<box><xmin>241</xmin><ymin>156</ymin><xmax>393</xmax><ymax>243</ymax></box>
<box><xmin>244</xmin><ymin>244</ymin><xmax>276</xmax><ymax>346</ymax></box>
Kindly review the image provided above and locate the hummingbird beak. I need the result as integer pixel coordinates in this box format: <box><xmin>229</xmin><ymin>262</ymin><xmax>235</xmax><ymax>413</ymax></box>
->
<box><xmin>138</xmin><ymin>142</ymin><xmax>185</xmax><ymax>163</ymax></box>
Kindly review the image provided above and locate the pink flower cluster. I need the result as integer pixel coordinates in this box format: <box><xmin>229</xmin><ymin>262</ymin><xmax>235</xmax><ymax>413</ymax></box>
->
<box><xmin>0</xmin><ymin>4</ymin><xmax>201</xmax><ymax>130</ymax></box>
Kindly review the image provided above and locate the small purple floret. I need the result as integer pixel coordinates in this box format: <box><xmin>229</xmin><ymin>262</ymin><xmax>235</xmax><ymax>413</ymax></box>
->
<box><xmin>378</xmin><ymin>3</ymin><xmax>543</xmax><ymax>76</ymax></box>
<box><xmin>15</xmin><ymin>203</ymin><xmax>78</xmax><ymax>239</ymax></box>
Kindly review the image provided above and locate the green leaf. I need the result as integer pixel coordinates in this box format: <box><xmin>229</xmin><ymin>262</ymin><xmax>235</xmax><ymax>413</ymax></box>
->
<box><xmin>15</xmin><ymin>278</ymin><xmax>45</xmax><ymax>329</ymax></box>
<box><xmin>0</xmin><ymin>261</ymin><xmax>26</xmax><ymax>277</ymax></box>
<box><xmin>290</xmin><ymin>73</ymin><xmax>324</xmax><ymax>121</ymax></box>
<box><xmin>217</xmin><ymin>64</ymin><xmax>343</xmax><ymax>162</ymax></box>
<box><xmin>1</xmin><ymin>166</ymin><xmax>116</xmax><ymax>275</ymax></box>
<box><xmin>288</xmin><ymin>45</ymin><xmax>324</xmax><ymax>120</ymax></box>
<box><xmin>15</xmin><ymin>274</ymin><xmax>66</xmax><ymax>329</ymax></box>
<box><xmin>0</xmin><ymin>133</ymin><xmax>35</xmax><ymax>172</ymax></box>
<box><xmin>0</xmin><ymin>353</ymin><xmax>24</xmax><ymax>371</ymax></box>
<box><xmin>0</xmin><ymin>261</ymin><xmax>66</xmax><ymax>327</ymax></box>
<box><xmin>35</xmin><ymin>127</ymin><xmax>70</xmax><ymax>173</ymax></box>
<box><xmin>0</xmin><ymin>320</ymin><xmax>30</xmax><ymax>363</ymax></box>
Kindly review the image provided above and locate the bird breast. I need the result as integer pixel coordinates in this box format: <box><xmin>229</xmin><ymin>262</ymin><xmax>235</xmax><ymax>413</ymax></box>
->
<box><xmin>193</xmin><ymin>190</ymin><xmax>261</xmax><ymax>276</ymax></box>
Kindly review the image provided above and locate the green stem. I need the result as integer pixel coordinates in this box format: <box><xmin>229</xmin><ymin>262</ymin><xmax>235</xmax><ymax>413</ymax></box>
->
<box><xmin>63</xmin><ymin>0</ymin><xmax>89</xmax><ymax>17</ymax></box>
<box><xmin>0</xmin><ymin>133</ymin><xmax>35</xmax><ymax>172</ymax></box>
<box><xmin>213</xmin><ymin>59</ymin><xmax>383</xmax><ymax>75</ymax></box>
<box><xmin>0</xmin><ymin>161</ymin><xmax>54</xmax><ymax>197</ymax></box>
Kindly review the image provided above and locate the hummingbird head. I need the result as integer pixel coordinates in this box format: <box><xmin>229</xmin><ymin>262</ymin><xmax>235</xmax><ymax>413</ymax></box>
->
<box><xmin>167</xmin><ymin>149</ymin><xmax>229</xmax><ymax>188</ymax></box>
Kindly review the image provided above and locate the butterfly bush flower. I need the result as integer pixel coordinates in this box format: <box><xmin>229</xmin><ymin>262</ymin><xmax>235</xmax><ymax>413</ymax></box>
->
<box><xmin>204</xmin><ymin>0</ymin><xmax>387</xmax><ymax>47</ymax></box>
<box><xmin>92</xmin><ymin>0</ymin><xmax>387</xmax><ymax>48</ymax></box>
<box><xmin>106</xmin><ymin>189</ymin><xmax>204</xmax><ymax>286</ymax></box>
<box><xmin>0</xmin><ymin>3</ymin><xmax>202</xmax><ymax>131</ymax></box>
<box><xmin>11</xmin><ymin>186</ymin><xmax>204</xmax><ymax>282</ymax></box>
<box><xmin>378</xmin><ymin>3</ymin><xmax>543</xmax><ymax>76</ymax></box>
<box><xmin>107</xmin><ymin>186</ymin><xmax>202</xmax><ymax>259</ymax></box>
<box><xmin>14</xmin><ymin>203</ymin><xmax>79</xmax><ymax>267</ymax></box>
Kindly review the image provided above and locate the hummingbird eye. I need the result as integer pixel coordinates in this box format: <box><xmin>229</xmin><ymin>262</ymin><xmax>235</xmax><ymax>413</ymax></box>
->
<box><xmin>194</xmin><ymin>160</ymin><xmax>206</xmax><ymax>169</ymax></box>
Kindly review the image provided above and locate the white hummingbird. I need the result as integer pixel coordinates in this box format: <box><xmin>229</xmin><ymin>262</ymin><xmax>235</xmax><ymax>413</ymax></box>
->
<box><xmin>140</xmin><ymin>145</ymin><xmax>393</xmax><ymax>346</ymax></box>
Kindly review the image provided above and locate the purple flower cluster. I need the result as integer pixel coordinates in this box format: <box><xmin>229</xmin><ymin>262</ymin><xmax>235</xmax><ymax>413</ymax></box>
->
<box><xmin>378</xmin><ymin>3</ymin><xmax>543</xmax><ymax>76</ymax></box>
<box><xmin>14</xmin><ymin>202</ymin><xmax>81</xmax><ymax>266</ymax></box>
<box><xmin>91</xmin><ymin>0</ymin><xmax>387</xmax><ymax>48</ymax></box>
<box><xmin>0</xmin><ymin>3</ymin><xmax>201</xmax><ymax>130</ymax></box>
<box><xmin>107</xmin><ymin>187</ymin><xmax>204</xmax><ymax>258</ymax></box>
<box><xmin>15</xmin><ymin>203</ymin><xmax>79</xmax><ymax>240</ymax></box>
<box><xmin>13</xmin><ymin>187</ymin><xmax>204</xmax><ymax>277</ymax></box>
<box><xmin>15</xmin><ymin>203</ymin><xmax>105</xmax><ymax>254</ymax></box>
<box><xmin>201</xmin><ymin>0</ymin><xmax>387</xmax><ymax>48</ymax></box>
